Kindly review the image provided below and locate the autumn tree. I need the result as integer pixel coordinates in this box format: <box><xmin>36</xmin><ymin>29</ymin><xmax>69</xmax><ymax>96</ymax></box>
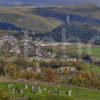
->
<box><xmin>4</xmin><ymin>63</ymin><xmax>17</xmax><ymax>78</ymax></box>
<box><xmin>45</xmin><ymin>68</ymin><xmax>60</xmax><ymax>83</ymax></box>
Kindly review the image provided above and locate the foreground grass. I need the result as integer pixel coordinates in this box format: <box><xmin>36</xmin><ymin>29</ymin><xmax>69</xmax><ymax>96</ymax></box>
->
<box><xmin>0</xmin><ymin>82</ymin><xmax>100</xmax><ymax>100</ymax></box>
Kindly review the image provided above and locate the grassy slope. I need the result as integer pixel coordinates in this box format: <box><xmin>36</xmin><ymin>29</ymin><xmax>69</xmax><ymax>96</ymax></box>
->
<box><xmin>16</xmin><ymin>14</ymin><xmax>62</xmax><ymax>32</ymax></box>
<box><xmin>0</xmin><ymin>7</ymin><xmax>62</xmax><ymax>33</ymax></box>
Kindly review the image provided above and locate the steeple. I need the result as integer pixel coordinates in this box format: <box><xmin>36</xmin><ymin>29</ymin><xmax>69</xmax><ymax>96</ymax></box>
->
<box><xmin>66</xmin><ymin>15</ymin><xmax>70</xmax><ymax>25</ymax></box>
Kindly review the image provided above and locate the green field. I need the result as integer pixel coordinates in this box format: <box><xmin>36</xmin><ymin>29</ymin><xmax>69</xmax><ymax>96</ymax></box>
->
<box><xmin>82</xmin><ymin>47</ymin><xmax>100</xmax><ymax>58</ymax></box>
<box><xmin>84</xmin><ymin>65</ymin><xmax>100</xmax><ymax>74</ymax></box>
<box><xmin>0</xmin><ymin>82</ymin><xmax>100</xmax><ymax>100</ymax></box>
<box><xmin>68</xmin><ymin>46</ymin><xmax>100</xmax><ymax>58</ymax></box>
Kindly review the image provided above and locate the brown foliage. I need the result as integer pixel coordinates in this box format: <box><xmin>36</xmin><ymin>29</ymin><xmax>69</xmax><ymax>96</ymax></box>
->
<box><xmin>45</xmin><ymin>68</ymin><xmax>60</xmax><ymax>83</ymax></box>
<box><xmin>17</xmin><ymin>71</ymin><xmax>35</xmax><ymax>80</ymax></box>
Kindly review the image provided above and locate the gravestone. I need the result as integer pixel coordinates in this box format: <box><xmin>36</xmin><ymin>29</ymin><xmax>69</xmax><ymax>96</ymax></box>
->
<box><xmin>25</xmin><ymin>84</ymin><xmax>28</xmax><ymax>90</ymax></box>
<box><xmin>12</xmin><ymin>88</ymin><xmax>15</xmax><ymax>94</ymax></box>
<box><xmin>20</xmin><ymin>89</ymin><xmax>23</xmax><ymax>94</ymax></box>
<box><xmin>44</xmin><ymin>88</ymin><xmax>46</xmax><ymax>92</ymax></box>
<box><xmin>68</xmin><ymin>90</ymin><xmax>72</xmax><ymax>96</ymax></box>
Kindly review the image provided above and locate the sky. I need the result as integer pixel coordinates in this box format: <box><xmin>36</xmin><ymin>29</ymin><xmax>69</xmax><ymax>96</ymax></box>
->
<box><xmin>0</xmin><ymin>0</ymin><xmax>99</xmax><ymax>6</ymax></box>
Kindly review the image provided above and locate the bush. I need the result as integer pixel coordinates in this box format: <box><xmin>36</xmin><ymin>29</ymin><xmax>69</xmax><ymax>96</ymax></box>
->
<box><xmin>17</xmin><ymin>71</ymin><xmax>35</xmax><ymax>79</ymax></box>
<box><xmin>45</xmin><ymin>68</ymin><xmax>60</xmax><ymax>83</ymax></box>
<box><xmin>0</xmin><ymin>90</ymin><xmax>10</xmax><ymax>100</ymax></box>
<box><xmin>35</xmin><ymin>73</ymin><xmax>42</xmax><ymax>80</ymax></box>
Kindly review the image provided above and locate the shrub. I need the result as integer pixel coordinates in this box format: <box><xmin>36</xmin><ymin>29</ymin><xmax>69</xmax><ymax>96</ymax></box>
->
<box><xmin>0</xmin><ymin>90</ymin><xmax>10</xmax><ymax>100</ymax></box>
<box><xmin>17</xmin><ymin>71</ymin><xmax>35</xmax><ymax>79</ymax></box>
<box><xmin>45</xmin><ymin>68</ymin><xmax>60</xmax><ymax>83</ymax></box>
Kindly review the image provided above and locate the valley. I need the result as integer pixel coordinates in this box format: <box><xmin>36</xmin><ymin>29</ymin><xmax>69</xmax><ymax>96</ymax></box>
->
<box><xmin>0</xmin><ymin>4</ymin><xmax>100</xmax><ymax>100</ymax></box>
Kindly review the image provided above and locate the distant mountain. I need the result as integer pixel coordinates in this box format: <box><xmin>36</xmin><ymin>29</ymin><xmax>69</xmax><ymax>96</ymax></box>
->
<box><xmin>0</xmin><ymin>0</ymin><xmax>100</xmax><ymax>6</ymax></box>
<box><xmin>0</xmin><ymin>5</ymin><xmax>100</xmax><ymax>44</ymax></box>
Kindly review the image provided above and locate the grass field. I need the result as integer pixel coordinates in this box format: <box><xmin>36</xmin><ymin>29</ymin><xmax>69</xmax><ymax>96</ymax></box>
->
<box><xmin>0</xmin><ymin>82</ymin><xmax>100</xmax><ymax>100</ymax></box>
<box><xmin>68</xmin><ymin>45</ymin><xmax>100</xmax><ymax>58</ymax></box>
<box><xmin>84</xmin><ymin>65</ymin><xmax>100</xmax><ymax>74</ymax></box>
<box><xmin>82</xmin><ymin>46</ymin><xmax>100</xmax><ymax>58</ymax></box>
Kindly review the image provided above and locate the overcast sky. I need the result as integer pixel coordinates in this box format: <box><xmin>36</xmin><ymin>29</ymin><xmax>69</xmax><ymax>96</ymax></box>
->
<box><xmin>0</xmin><ymin>0</ymin><xmax>99</xmax><ymax>6</ymax></box>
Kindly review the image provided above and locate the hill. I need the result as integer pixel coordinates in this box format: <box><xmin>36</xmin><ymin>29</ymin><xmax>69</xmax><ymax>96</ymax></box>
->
<box><xmin>0</xmin><ymin>11</ymin><xmax>62</xmax><ymax>33</ymax></box>
<box><xmin>0</xmin><ymin>6</ymin><xmax>100</xmax><ymax>44</ymax></box>
<box><xmin>34</xmin><ymin>22</ymin><xmax>100</xmax><ymax>44</ymax></box>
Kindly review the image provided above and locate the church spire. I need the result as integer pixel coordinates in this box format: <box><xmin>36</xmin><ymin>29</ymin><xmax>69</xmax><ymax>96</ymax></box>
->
<box><xmin>66</xmin><ymin>15</ymin><xmax>70</xmax><ymax>25</ymax></box>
